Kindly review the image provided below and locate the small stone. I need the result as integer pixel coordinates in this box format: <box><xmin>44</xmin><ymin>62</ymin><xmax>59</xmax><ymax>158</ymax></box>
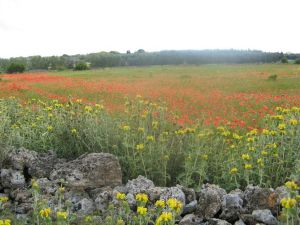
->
<box><xmin>234</xmin><ymin>219</ymin><xmax>246</xmax><ymax>225</ymax></box>
<box><xmin>220</xmin><ymin>193</ymin><xmax>243</xmax><ymax>222</ymax></box>
<box><xmin>179</xmin><ymin>214</ymin><xmax>203</xmax><ymax>225</ymax></box>
<box><xmin>252</xmin><ymin>209</ymin><xmax>278</xmax><ymax>225</ymax></box>
<box><xmin>75</xmin><ymin>198</ymin><xmax>95</xmax><ymax>215</ymax></box>
<box><xmin>183</xmin><ymin>200</ymin><xmax>197</xmax><ymax>215</ymax></box>
<box><xmin>125</xmin><ymin>175</ymin><xmax>155</xmax><ymax>194</ymax></box>
<box><xmin>207</xmin><ymin>218</ymin><xmax>231</xmax><ymax>225</ymax></box>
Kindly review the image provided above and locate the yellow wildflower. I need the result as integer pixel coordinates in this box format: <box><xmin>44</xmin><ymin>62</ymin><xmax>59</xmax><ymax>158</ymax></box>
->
<box><xmin>244</xmin><ymin>164</ymin><xmax>253</xmax><ymax>169</ymax></box>
<box><xmin>117</xmin><ymin>219</ymin><xmax>125</xmax><ymax>225</ymax></box>
<box><xmin>122</xmin><ymin>125</ymin><xmax>130</xmax><ymax>131</ymax></box>
<box><xmin>0</xmin><ymin>197</ymin><xmax>9</xmax><ymax>203</ymax></box>
<box><xmin>57</xmin><ymin>211</ymin><xmax>68</xmax><ymax>220</ymax></box>
<box><xmin>281</xmin><ymin>197</ymin><xmax>297</xmax><ymax>209</ymax></box>
<box><xmin>242</xmin><ymin>154</ymin><xmax>251</xmax><ymax>160</ymax></box>
<box><xmin>277</xmin><ymin>124</ymin><xmax>286</xmax><ymax>130</ymax></box>
<box><xmin>230</xmin><ymin>167</ymin><xmax>238</xmax><ymax>174</ymax></box>
<box><xmin>155</xmin><ymin>199</ymin><xmax>165</xmax><ymax>208</ymax></box>
<box><xmin>138</xmin><ymin>127</ymin><xmax>145</xmax><ymax>133</ymax></box>
<box><xmin>47</xmin><ymin>125</ymin><xmax>53</xmax><ymax>132</ymax></box>
<box><xmin>155</xmin><ymin>212</ymin><xmax>173</xmax><ymax>225</ymax></box>
<box><xmin>136</xmin><ymin>143</ymin><xmax>145</xmax><ymax>151</ymax></box>
<box><xmin>136</xmin><ymin>193</ymin><xmax>148</xmax><ymax>203</ymax></box>
<box><xmin>137</xmin><ymin>206</ymin><xmax>147</xmax><ymax>216</ymax></box>
<box><xmin>167</xmin><ymin>198</ymin><xmax>183</xmax><ymax>213</ymax></box>
<box><xmin>40</xmin><ymin>208</ymin><xmax>51</xmax><ymax>218</ymax></box>
<box><xmin>70</xmin><ymin>128</ymin><xmax>77</xmax><ymax>135</ymax></box>
<box><xmin>146</xmin><ymin>135</ymin><xmax>155</xmax><ymax>142</ymax></box>
<box><xmin>290</xmin><ymin>119</ymin><xmax>298</xmax><ymax>125</ymax></box>
<box><xmin>116</xmin><ymin>192</ymin><xmax>126</xmax><ymax>200</ymax></box>
<box><xmin>285</xmin><ymin>181</ymin><xmax>299</xmax><ymax>190</ymax></box>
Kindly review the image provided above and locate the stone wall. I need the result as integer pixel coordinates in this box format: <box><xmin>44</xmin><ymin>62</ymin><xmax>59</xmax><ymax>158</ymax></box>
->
<box><xmin>0</xmin><ymin>148</ymin><xmax>288</xmax><ymax>224</ymax></box>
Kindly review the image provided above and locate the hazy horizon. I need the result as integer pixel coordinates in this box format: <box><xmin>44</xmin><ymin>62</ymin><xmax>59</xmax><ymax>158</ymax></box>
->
<box><xmin>1</xmin><ymin>0</ymin><xmax>300</xmax><ymax>58</ymax></box>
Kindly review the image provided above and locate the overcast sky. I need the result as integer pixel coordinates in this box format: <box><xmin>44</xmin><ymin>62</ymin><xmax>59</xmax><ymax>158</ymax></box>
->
<box><xmin>0</xmin><ymin>0</ymin><xmax>299</xmax><ymax>58</ymax></box>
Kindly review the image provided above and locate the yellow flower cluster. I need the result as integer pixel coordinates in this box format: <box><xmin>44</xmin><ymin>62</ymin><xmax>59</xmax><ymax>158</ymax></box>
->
<box><xmin>40</xmin><ymin>208</ymin><xmax>51</xmax><ymax>218</ymax></box>
<box><xmin>285</xmin><ymin>181</ymin><xmax>299</xmax><ymax>190</ymax></box>
<box><xmin>242</xmin><ymin>154</ymin><xmax>251</xmax><ymax>160</ymax></box>
<box><xmin>155</xmin><ymin>199</ymin><xmax>165</xmax><ymax>208</ymax></box>
<box><xmin>116</xmin><ymin>192</ymin><xmax>126</xmax><ymax>200</ymax></box>
<box><xmin>0</xmin><ymin>196</ymin><xmax>9</xmax><ymax>203</ymax></box>
<box><xmin>155</xmin><ymin>212</ymin><xmax>173</xmax><ymax>225</ymax></box>
<box><xmin>136</xmin><ymin>143</ymin><xmax>145</xmax><ymax>151</ymax></box>
<box><xmin>281</xmin><ymin>197</ymin><xmax>297</xmax><ymax>209</ymax></box>
<box><xmin>137</xmin><ymin>206</ymin><xmax>147</xmax><ymax>216</ymax></box>
<box><xmin>0</xmin><ymin>220</ymin><xmax>11</xmax><ymax>225</ymax></box>
<box><xmin>136</xmin><ymin>193</ymin><xmax>148</xmax><ymax>203</ymax></box>
<box><xmin>230</xmin><ymin>167</ymin><xmax>238</xmax><ymax>174</ymax></box>
<box><xmin>167</xmin><ymin>198</ymin><xmax>183</xmax><ymax>213</ymax></box>
<box><xmin>57</xmin><ymin>211</ymin><xmax>68</xmax><ymax>220</ymax></box>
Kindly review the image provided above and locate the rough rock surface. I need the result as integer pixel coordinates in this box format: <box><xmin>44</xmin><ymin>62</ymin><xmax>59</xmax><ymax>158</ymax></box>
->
<box><xmin>244</xmin><ymin>185</ymin><xmax>278</xmax><ymax>213</ymax></box>
<box><xmin>50</xmin><ymin>153</ymin><xmax>122</xmax><ymax>189</ymax></box>
<box><xmin>196</xmin><ymin>184</ymin><xmax>226</xmax><ymax>219</ymax></box>
<box><xmin>125</xmin><ymin>175</ymin><xmax>155</xmax><ymax>194</ymax></box>
<box><xmin>220</xmin><ymin>193</ymin><xmax>243</xmax><ymax>222</ymax></box>
<box><xmin>252</xmin><ymin>209</ymin><xmax>278</xmax><ymax>225</ymax></box>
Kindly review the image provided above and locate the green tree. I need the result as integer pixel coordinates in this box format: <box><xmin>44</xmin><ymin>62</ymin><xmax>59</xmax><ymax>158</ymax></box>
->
<box><xmin>6</xmin><ymin>63</ymin><xmax>25</xmax><ymax>74</ymax></box>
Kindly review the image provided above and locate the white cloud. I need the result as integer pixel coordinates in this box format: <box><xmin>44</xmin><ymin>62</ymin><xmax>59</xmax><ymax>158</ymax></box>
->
<box><xmin>0</xmin><ymin>0</ymin><xmax>299</xmax><ymax>58</ymax></box>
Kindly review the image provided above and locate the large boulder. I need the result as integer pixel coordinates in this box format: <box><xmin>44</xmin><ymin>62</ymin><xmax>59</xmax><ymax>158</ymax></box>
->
<box><xmin>7</xmin><ymin>148</ymin><xmax>64</xmax><ymax>178</ymax></box>
<box><xmin>125</xmin><ymin>175</ymin><xmax>155</xmax><ymax>194</ymax></box>
<box><xmin>50</xmin><ymin>153</ymin><xmax>122</xmax><ymax>189</ymax></box>
<box><xmin>220</xmin><ymin>193</ymin><xmax>243</xmax><ymax>222</ymax></box>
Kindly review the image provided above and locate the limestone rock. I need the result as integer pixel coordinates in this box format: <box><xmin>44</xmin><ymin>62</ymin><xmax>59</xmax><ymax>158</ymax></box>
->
<box><xmin>220</xmin><ymin>193</ymin><xmax>243</xmax><ymax>222</ymax></box>
<box><xmin>252</xmin><ymin>209</ymin><xmax>278</xmax><ymax>225</ymax></box>
<box><xmin>179</xmin><ymin>214</ymin><xmax>203</xmax><ymax>225</ymax></box>
<box><xmin>196</xmin><ymin>184</ymin><xmax>226</xmax><ymax>219</ymax></box>
<box><xmin>50</xmin><ymin>153</ymin><xmax>122</xmax><ymax>189</ymax></box>
<box><xmin>125</xmin><ymin>175</ymin><xmax>155</xmax><ymax>194</ymax></box>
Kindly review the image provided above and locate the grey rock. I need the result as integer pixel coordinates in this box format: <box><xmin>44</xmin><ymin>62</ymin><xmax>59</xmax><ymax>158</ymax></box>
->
<box><xmin>196</xmin><ymin>184</ymin><xmax>226</xmax><ymax>219</ymax></box>
<box><xmin>181</xmin><ymin>186</ymin><xmax>197</xmax><ymax>203</ymax></box>
<box><xmin>65</xmin><ymin>190</ymin><xmax>90</xmax><ymax>206</ymax></box>
<box><xmin>179</xmin><ymin>214</ymin><xmax>203</xmax><ymax>225</ymax></box>
<box><xmin>220</xmin><ymin>193</ymin><xmax>243</xmax><ymax>222</ymax></box>
<box><xmin>94</xmin><ymin>190</ymin><xmax>112</xmax><ymax>213</ymax></box>
<box><xmin>147</xmin><ymin>187</ymin><xmax>166</xmax><ymax>202</ymax></box>
<box><xmin>14</xmin><ymin>202</ymin><xmax>33</xmax><ymax>214</ymax></box>
<box><xmin>125</xmin><ymin>175</ymin><xmax>155</xmax><ymax>194</ymax></box>
<box><xmin>126</xmin><ymin>193</ymin><xmax>136</xmax><ymax>208</ymax></box>
<box><xmin>234</xmin><ymin>219</ymin><xmax>246</xmax><ymax>225</ymax></box>
<box><xmin>252</xmin><ymin>209</ymin><xmax>278</xmax><ymax>225</ymax></box>
<box><xmin>207</xmin><ymin>218</ymin><xmax>231</xmax><ymax>225</ymax></box>
<box><xmin>36</xmin><ymin>178</ymin><xmax>57</xmax><ymax>195</ymax></box>
<box><xmin>11</xmin><ymin>189</ymin><xmax>32</xmax><ymax>203</ymax></box>
<box><xmin>74</xmin><ymin>198</ymin><xmax>95</xmax><ymax>215</ymax></box>
<box><xmin>1</xmin><ymin>169</ymin><xmax>25</xmax><ymax>189</ymax></box>
<box><xmin>275</xmin><ymin>186</ymin><xmax>288</xmax><ymax>205</ymax></box>
<box><xmin>7</xmin><ymin>147</ymin><xmax>38</xmax><ymax>171</ymax></box>
<box><xmin>244</xmin><ymin>185</ymin><xmax>278</xmax><ymax>213</ymax></box>
<box><xmin>240</xmin><ymin>214</ymin><xmax>257</xmax><ymax>225</ymax></box>
<box><xmin>50</xmin><ymin>153</ymin><xmax>122</xmax><ymax>189</ymax></box>
<box><xmin>183</xmin><ymin>200</ymin><xmax>197</xmax><ymax>215</ymax></box>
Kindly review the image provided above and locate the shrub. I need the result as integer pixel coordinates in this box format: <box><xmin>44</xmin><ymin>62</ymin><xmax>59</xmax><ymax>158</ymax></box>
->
<box><xmin>74</xmin><ymin>62</ymin><xmax>88</xmax><ymax>71</ymax></box>
<box><xmin>281</xmin><ymin>57</ymin><xmax>288</xmax><ymax>64</ymax></box>
<box><xmin>295</xmin><ymin>58</ymin><xmax>300</xmax><ymax>64</ymax></box>
<box><xmin>268</xmin><ymin>74</ymin><xmax>277</xmax><ymax>81</ymax></box>
<box><xmin>6</xmin><ymin>63</ymin><xmax>25</xmax><ymax>74</ymax></box>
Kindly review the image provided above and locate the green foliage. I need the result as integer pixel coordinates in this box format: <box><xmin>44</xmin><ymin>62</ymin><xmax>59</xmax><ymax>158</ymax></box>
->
<box><xmin>268</xmin><ymin>74</ymin><xmax>278</xmax><ymax>81</ymax></box>
<box><xmin>1</xmin><ymin>97</ymin><xmax>300</xmax><ymax>190</ymax></box>
<box><xmin>6</xmin><ymin>63</ymin><xmax>25</xmax><ymax>74</ymax></box>
<box><xmin>74</xmin><ymin>62</ymin><xmax>89</xmax><ymax>71</ymax></box>
<box><xmin>281</xmin><ymin>57</ymin><xmax>288</xmax><ymax>64</ymax></box>
<box><xmin>295</xmin><ymin>58</ymin><xmax>300</xmax><ymax>64</ymax></box>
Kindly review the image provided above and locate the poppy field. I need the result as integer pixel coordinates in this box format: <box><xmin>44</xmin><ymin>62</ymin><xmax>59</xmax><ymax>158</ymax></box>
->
<box><xmin>1</xmin><ymin>64</ymin><xmax>300</xmax><ymax>187</ymax></box>
<box><xmin>1</xmin><ymin>64</ymin><xmax>300</xmax><ymax>224</ymax></box>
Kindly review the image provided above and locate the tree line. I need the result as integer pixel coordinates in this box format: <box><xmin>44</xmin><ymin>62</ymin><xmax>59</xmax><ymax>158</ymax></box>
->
<box><xmin>0</xmin><ymin>49</ymin><xmax>299</xmax><ymax>73</ymax></box>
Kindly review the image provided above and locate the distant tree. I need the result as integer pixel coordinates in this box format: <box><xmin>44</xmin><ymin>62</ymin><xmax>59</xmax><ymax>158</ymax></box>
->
<box><xmin>136</xmin><ymin>49</ymin><xmax>146</xmax><ymax>54</ymax></box>
<box><xmin>281</xmin><ymin>57</ymin><xmax>288</xmax><ymax>63</ymax></box>
<box><xmin>74</xmin><ymin>62</ymin><xmax>89</xmax><ymax>70</ymax></box>
<box><xmin>6</xmin><ymin>63</ymin><xmax>25</xmax><ymax>74</ymax></box>
<box><xmin>126</xmin><ymin>50</ymin><xmax>131</xmax><ymax>54</ymax></box>
<box><xmin>295</xmin><ymin>58</ymin><xmax>300</xmax><ymax>64</ymax></box>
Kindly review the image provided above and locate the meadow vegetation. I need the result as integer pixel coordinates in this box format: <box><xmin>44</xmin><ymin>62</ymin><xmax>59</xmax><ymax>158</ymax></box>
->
<box><xmin>1</xmin><ymin>64</ymin><xmax>300</xmax><ymax>224</ymax></box>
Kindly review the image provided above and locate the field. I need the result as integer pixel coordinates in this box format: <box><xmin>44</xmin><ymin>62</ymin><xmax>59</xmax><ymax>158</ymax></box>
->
<box><xmin>1</xmin><ymin>64</ymin><xmax>300</xmax><ymax>224</ymax></box>
<box><xmin>1</xmin><ymin>64</ymin><xmax>300</xmax><ymax>187</ymax></box>
<box><xmin>1</xmin><ymin>64</ymin><xmax>300</xmax><ymax>128</ymax></box>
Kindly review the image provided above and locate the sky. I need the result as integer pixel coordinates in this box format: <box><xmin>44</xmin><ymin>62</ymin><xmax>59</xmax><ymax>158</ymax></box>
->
<box><xmin>0</xmin><ymin>0</ymin><xmax>299</xmax><ymax>58</ymax></box>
